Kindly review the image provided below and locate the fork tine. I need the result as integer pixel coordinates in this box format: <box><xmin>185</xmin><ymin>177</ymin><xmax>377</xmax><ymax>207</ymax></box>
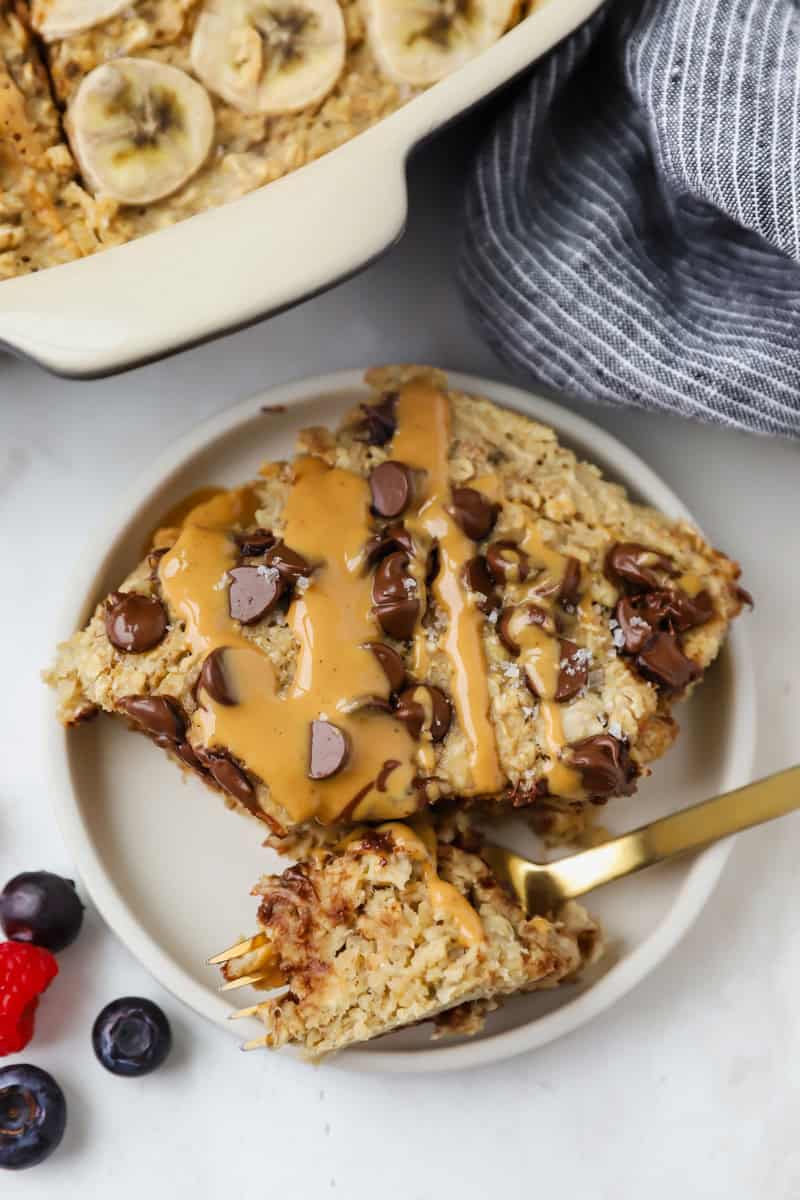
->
<box><xmin>241</xmin><ymin>1036</ymin><xmax>269</xmax><ymax>1052</ymax></box>
<box><xmin>219</xmin><ymin>971</ymin><xmax>275</xmax><ymax>992</ymax></box>
<box><xmin>207</xmin><ymin>932</ymin><xmax>266</xmax><ymax>965</ymax></box>
<box><xmin>229</xmin><ymin>1003</ymin><xmax>263</xmax><ymax>1020</ymax></box>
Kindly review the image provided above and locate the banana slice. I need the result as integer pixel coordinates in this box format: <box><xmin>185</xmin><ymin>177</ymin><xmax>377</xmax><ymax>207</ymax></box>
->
<box><xmin>30</xmin><ymin>0</ymin><xmax>131</xmax><ymax>41</ymax></box>
<box><xmin>66</xmin><ymin>58</ymin><xmax>215</xmax><ymax>206</ymax></box>
<box><xmin>190</xmin><ymin>0</ymin><xmax>346</xmax><ymax>116</ymax></box>
<box><xmin>31</xmin><ymin>0</ymin><xmax>132</xmax><ymax>42</ymax></box>
<box><xmin>365</xmin><ymin>0</ymin><xmax>517</xmax><ymax>86</ymax></box>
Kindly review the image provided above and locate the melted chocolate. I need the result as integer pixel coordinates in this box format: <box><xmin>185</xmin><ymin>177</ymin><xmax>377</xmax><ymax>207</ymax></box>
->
<box><xmin>105</xmin><ymin>592</ymin><xmax>168</xmax><ymax>654</ymax></box>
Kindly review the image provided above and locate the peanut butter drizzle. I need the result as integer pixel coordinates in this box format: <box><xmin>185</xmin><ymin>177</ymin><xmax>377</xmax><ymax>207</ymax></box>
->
<box><xmin>378</xmin><ymin>821</ymin><xmax>485</xmax><ymax>947</ymax></box>
<box><xmin>540</xmin><ymin>701</ymin><xmax>583</xmax><ymax>798</ymax></box>
<box><xmin>392</xmin><ymin>383</ymin><xmax>503</xmax><ymax>796</ymax></box>
<box><xmin>507</xmin><ymin>519</ymin><xmax>585</xmax><ymax>799</ymax></box>
<box><xmin>145</xmin><ymin>486</ymin><xmax>229</xmax><ymax>555</ymax></box>
<box><xmin>160</xmin><ymin>462</ymin><xmax>420</xmax><ymax>825</ymax></box>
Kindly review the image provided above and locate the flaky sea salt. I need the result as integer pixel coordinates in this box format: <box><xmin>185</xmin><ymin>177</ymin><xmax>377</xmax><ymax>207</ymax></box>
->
<box><xmin>609</xmin><ymin>618</ymin><xmax>626</xmax><ymax>650</ymax></box>
<box><xmin>608</xmin><ymin>720</ymin><xmax>623</xmax><ymax>740</ymax></box>
<box><xmin>257</xmin><ymin>565</ymin><xmax>281</xmax><ymax>582</ymax></box>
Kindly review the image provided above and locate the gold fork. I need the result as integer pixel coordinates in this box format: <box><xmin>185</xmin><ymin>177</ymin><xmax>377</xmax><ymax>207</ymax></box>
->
<box><xmin>482</xmin><ymin>764</ymin><xmax>800</xmax><ymax>916</ymax></box>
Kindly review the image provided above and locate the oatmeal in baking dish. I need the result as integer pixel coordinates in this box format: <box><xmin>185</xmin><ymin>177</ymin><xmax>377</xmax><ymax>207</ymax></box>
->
<box><xmin>0</xmin><ymin>0</ymin><xmax>533</xmax><ymax>275</ymax></box>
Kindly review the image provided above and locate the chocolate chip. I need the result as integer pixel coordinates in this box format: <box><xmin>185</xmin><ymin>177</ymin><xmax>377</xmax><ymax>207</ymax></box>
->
<box><xmin>364</xmin><ymin>641</ymin><xmax>406</xmax><ymax>692</ymax></box>
<box><xmin>117</xmin><ymin>695</ymin><xmax>186</xmax><ymax>742</ymax></box>
<box><xmin>497</xmin><ymin>604</ymin><xmax>555</xmax><ymax>656</ymax></box>
<box><xmin>449</xmin><ymin>487</ymin><xmax>499</xmax><ymax>542</ymax></box>
<box><xmin>373</xmin><ymin>551</ymin><xmax>420</xmax><ymax>640</ymax></box>
<box><xmin>605</xmin><ymin>542</ymin><xmax>676</xmax><ymax>592</ymax></box>
<box><xmin>364</xmin><ymin>522</ymin><xmax>415</xmax><ymax>567</ymax></box>
<box><xmin>395</xmin><ymin>685</ymin><xmax>451</xmax><ymax>742</ymax></box>
<box><xmin>175</xmin><ymin>741</ymin><xmax>204</xmax><ymax>772</ymax></box>
<box><xmin>569</xmin><ymin>733</ymin><xmax>637</xmax><ymax>799</ymax></box>
<box><xmin>497</xmin><ymin>609</ymin><xmax>520</xmax><ymax>656</ymax></box>
<box><xmin>486</xmin><ymin>541</ymin><xmax>529</xmax><ymax>583</ymax></box>
<box><xmin>235</xmin><ymin>527</ymin><xmax>275</xmax><ymax>557</ymax></box>
<box><xmin>105</xmin><ymin>592</ymin><xmax>168</xmax><ymax>653</ymax></box>
<box><xmin>554</xmin><ymin>640</ymin><xmax>589</xmax><ymax>702</ymax></box>
<box><xmin>356</xmin><ymin>393</ymin><xmax>397</xmax><ymax>446</ymax></box>
<box><xmin>203</xmin><ymin>753</ymin><xmax>256</xmax><ymax>807</ymax></box>
<box><xmin>635</xmin><ymin>631</ymin><xmax>701</xmax><ymax>692</ymax></box>
<box><xmin>375</xmin><ymin>598</ymin><xmax>419</xmax><ymax>641</ymax></box>
<box><xmin>464</xmin><ymin>556</ymin><xmax>500</xmax><ymax>613</ymax></box>
<box><xmin>373</xmin><ymin>551</ymin><xmax>414</xmax><ymax>604</ymax></box>
<box><xmin>198</xmin><ymin>648</ymin><xmax>236</xmax><ymax>706</ymax></box>
<box><xmin>263</xmin><ymin>542</ymin><xmax>312</xmax><ymax>585</ymax></box>
<box><xmin>228</xmin><ymin>565</ymin><xmax>283</xmax><ymax>625</ymax></box>
<box><xmin>369</xmin><ymin>461</ymin><xmax>413</xmax><ymax>519</ymax></box>
<box><xmin>647</xmin><ymin>587</ymin><xmax>713</xmax><ymax>632</ymax></box>
<box><xmin>615</xmin><ymin>595</ymin><xmax>658</xmax><ymax>654</ymax></box>
<box><xmin>559</xmin><ymin>556</ymin><xmax>583</xmax><ymax>606</ymax></box>
<box><xmin>308</xmin><ymin>720</ymin><xmax>350</xmax><ymax>779</ymax></box>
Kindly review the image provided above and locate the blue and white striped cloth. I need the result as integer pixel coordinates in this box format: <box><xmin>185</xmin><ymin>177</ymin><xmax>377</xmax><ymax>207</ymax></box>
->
<box><xmin>461</xmin><ymin>0</ymin><xmax>800</xmax><ymax>438</ymax></box>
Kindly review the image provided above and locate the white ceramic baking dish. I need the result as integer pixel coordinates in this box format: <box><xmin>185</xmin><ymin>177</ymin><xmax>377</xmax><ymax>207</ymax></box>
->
<box><xmin>0</xmin><ymin>0</ymin><xmax>601</xmax><ymax>377</ymax></box>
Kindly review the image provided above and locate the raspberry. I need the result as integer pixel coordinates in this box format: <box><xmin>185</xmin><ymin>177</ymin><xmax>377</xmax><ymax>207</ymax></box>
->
<box><xmin>0</xmin><ymin>942</ymin><xmax>58</xmax><ymax>1056</ymax></box>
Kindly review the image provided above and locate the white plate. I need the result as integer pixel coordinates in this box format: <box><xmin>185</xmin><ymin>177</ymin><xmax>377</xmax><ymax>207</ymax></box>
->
<box><xmin>48</xmin><ymin>371</ymin><xmax>756</xmax><ymax>1072</ymax></box>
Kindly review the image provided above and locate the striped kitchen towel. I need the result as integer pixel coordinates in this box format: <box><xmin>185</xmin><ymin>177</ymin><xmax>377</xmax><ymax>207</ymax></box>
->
<box><xmin>461</xmin><ymin>0</ymin><xmax>800</xmax><ymax>438</ymax></box>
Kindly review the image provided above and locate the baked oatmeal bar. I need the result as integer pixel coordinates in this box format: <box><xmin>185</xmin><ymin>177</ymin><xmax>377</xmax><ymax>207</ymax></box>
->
<box><xmin>0</xmin><ymin>0</ymin><xmax>95</xmax><ymax>276</ymax></box>
<box><xmin>46</xmin><ymin>365</ymin><xmax>749</xmax><ymax>843</ymax></box>
<box><xmin>217</xmin><ymin>817</ymin><xmax>602</xmax><ymax>1057</ymax></box>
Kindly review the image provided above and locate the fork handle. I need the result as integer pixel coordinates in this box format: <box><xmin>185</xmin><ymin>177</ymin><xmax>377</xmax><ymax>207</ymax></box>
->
<box><xmin>555</xmin><ymin>765</ymin><xmax>800</xmax><ymax>900</ymax></box>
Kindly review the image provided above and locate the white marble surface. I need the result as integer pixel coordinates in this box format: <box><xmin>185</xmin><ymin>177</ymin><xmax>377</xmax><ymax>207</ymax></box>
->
<box><xmin>1</xmin><ymin>121</ymin><xmax>799</xmax><ymax>1198</ymax></box>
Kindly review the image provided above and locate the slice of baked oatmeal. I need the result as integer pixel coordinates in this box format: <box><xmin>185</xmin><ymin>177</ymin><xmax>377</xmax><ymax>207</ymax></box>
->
<box><xmin>217</xmin><ymin>817</ymin><xmax>602</xmax><ymax>1057</ymax></box>
<box><xmin>45</xmin><ymin>366</ymin><xmax>749</xmax><ymax>842</ymax></box>
<box><xmin>0</xmin><ymin>0</ymin><xmax>95</xmax><ymax>277</ymax></box>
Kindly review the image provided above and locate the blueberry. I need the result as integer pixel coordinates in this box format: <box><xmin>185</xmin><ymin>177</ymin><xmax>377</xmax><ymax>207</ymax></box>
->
<box><xmin>0</xmin><ymin>872</ymin><xmax>84</xmax><ymax>953</ymax></box>
<box><xmin>0</xmin><ymin>1064</ymin><xmax>66</xmax><ymax>1170</ymax></box>
<box><xmin>92</xmin><ymin>998</ymin><xmax>172</xmax><ymax>1077</ymax></box>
